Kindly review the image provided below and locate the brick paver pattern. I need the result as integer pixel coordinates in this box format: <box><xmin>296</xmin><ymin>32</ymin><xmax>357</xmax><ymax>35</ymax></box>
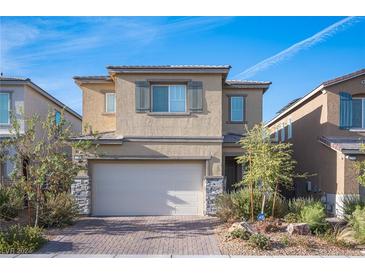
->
<box><xmin>37</xmin><ymin>216</ymin><xmax>221</xmax><ymax>255</ymax></box>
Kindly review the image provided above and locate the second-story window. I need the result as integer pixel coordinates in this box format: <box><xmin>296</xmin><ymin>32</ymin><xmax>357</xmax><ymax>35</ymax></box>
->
<box><xmin>230</xmin><ymin>96</ymin><xmax>244</xmax><ymax>122</ymax></box>
<box><xmin>352</xmin><ymin>98</ymin><xmax>365</xmax><ymax>128</ymax></box>
<box><xmin>55</xmin><ymin>110</ymin><xmax>61</xmax><ymax>125</ymax></box>
<box><xmin>152</xmin><ymin>85</ymin><xmax>186</xmax><ymax>113</ymax></box>
<box><xmin>281</xmin><ymin>123</ymin><xmax>285</xmax><ymax>141</ymax></box>
<box><xmin>105</xmin><ymin>93</ymin><xmax>116</xmax><ymax>113</ymax></box>
<box><xmin>0</xmin><ymin>93</ymin><xmax>10</xmax><ymax>125</ymax></box>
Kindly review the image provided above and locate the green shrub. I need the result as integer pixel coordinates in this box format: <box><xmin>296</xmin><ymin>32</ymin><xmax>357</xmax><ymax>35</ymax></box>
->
<box><xmin>39</xmin><ymin>192</ymin><xmax>78</xmax><ymax>228</ymax></box>
<box><xmin>230</xmin><ymin>228</ymin><xmax>250</xmax><ymax>240</ymax></box>
<box><xmin>341</xmin><ymin>196</ymin><xmax>365</xmax><ymax>220</ymax></box>
<box><xmin>300</xmin><ymin>202</ymin><xmax>329</xmax><ymax>234</ymax></box>
<box><xmin>0</xmin><ymin>185</ymin><xmax>24</xmax><ymax>221</ymax></box>
<box><xmin>248</xmin><ymin>233</ymin><xmax>271</xmax><ymax>250</ymax></box>
<box><xmin>0</xmin><ymin>225</ymin><xmax>46</xmax><ymax>254</ymax></box>
<box><xmin>288</xmin><ymin>197</ymin><xmax>316</xmax><ymax>215</ymax></box>
<box><xmin>349</xmin><ymin>206</ymin><xmax>365</xmax><ymax>244</ymax></box>
<box><xmin>284</xmin><ymin>212</ymin><xmax>300</xmax><ymax>223</ymax></box>
<box><xmin>216</xmin><ymin>188</ymin><xmax>288</xmax><ymax>222</ymax></box>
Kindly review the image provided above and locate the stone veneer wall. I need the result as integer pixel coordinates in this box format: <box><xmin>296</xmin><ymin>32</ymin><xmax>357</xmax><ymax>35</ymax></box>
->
<box><xmin>71</xmin><ymin>154</ymin><xmax>91</xmax><ymax>215</ymax></box>
<box><xmin>204</xmin><ymin>176</ymin><xmax>224</xmax><ymax>215</ymax></box>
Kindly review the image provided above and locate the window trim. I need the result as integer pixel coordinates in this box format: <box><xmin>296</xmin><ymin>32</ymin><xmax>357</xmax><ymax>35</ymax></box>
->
<box><xmin>151</xmin><ymin>84</ymin><xmax>187</xmax><ymax>113</ymax></box>
<box><xmin>228</xmin><ymin>95</ymin><xmax>246</xmax><ymax>123</ymax></box>
<box><xmin>0</xmin><ymin>92</ymin><xmax>11</xmax><ymax>126</ymax></box>
<box><xmin>281</xmin><ymin>122</ymin><xmax>285</xmax><ymax>141</ymax></box>
<box><xmin>105</xmin><ymin>92</ymin><xmax>116</xmax><ymax>113</ymax></box>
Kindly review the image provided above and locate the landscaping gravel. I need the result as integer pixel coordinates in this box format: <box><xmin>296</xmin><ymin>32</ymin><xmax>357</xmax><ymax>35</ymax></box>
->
<box><xmin>216</xmin><ymin>222</ymin><xmax>364</xmax><ymax>256</ymax></box>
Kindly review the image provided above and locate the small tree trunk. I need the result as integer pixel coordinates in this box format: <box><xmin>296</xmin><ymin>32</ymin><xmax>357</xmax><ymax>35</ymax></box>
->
<box><xmin>250</xmin><ymin>181</ymin><xmax>254</xmax><ymax>222</ymax></box>
<box><xmin>27</xmin><ymin>196</ymin><xmax>32</xmax><ymax>226</ymax></box>
<box><xmin>34</xmin><ymin>185</ymin><xmax>40</xmax><ymax>227</ymax></box>
<box><xmin>272</xmin><ymin>182</ymin><xmax>279</xmax><ymax>217</ymax></box>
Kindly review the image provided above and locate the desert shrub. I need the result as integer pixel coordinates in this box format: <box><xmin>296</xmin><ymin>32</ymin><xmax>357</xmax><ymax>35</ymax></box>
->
<box><xmin>0</xmin><ymin>185</ymin><xmax>24</xmax><ymax>221</ymax></box>
<box><xmin>284</xmin><ymin>212</ymin><xmax>300</xmax><ymax>223</ymax></box>
<box><xmin>216</xmin><ymin>188</ymin><xmax>288</xmax><ymax>222</ymax></box>
<box><xmin>0</xmin><ymin>225</ymin><xmax>46</xmax><ymax>254</ymax></box>
<box><xmin>288</xmin><ymin>197</ymin><xmax>316</xmax><ymax>215</ymax></box>
<box><xmin>349</xmin><ymin>206</ymin><xmax>365</xmax><ymax>244</ymax></box>
<box><xmin>39</xmin><ymin>192</ymin><xmax>78</xmax><ymax>228</ymax></box>
<box><xmin>248</xmin><ymin>233</ymin><xmax>271</xmax><ymax>250</ymax></box>
<box><xmin>300</xmin><ymin>202</ymin><xmax>329</xmax><ymax>234</ymax></box>
<box><xmin>341</xmin><ymin>196</ymin><xmax>365</xmax><ymax>220</ymax></box>
<box><xmin>230</xmin><ymin>228</ymin><xmax>250</xmax><ymax>240</ymax></box>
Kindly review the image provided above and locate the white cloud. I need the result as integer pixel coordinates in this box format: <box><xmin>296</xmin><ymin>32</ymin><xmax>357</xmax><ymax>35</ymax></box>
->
<box><xmin>233</xmin><ymin>16</ymin><xmax>361</xmax><ymax>79</ymax></box>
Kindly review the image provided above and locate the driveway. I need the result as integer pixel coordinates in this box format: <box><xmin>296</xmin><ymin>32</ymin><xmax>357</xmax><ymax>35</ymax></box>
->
<box><xmin>37</xmin><ymin>216</ymin><xmax>222</xmax><ymax>256</ymax></box>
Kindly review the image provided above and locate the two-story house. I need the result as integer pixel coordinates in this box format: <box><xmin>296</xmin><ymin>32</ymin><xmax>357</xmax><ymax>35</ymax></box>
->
<box><xmin>0</xmin><ymin>77</ymin><xmax>82</xmax><ymax>182</ymax></box>
<box><xmin>72</xmin><ymin>65</ymin><xmax>271</xmax><ymax>216</ymax></box>
<box><xmin>266</xmin><ymin>69</ymin><xmax>365</xmax><ymax>216</ymax></box>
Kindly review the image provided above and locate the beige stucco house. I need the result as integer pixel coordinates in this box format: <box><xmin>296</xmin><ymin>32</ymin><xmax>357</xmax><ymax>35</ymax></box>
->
<box><xmin>266</xmin><ymin>69</ymin><xmax>365</xmax><ymax>216</ymax></box>
<box><xmin>72</xmin><ymin>65</ymin><xmax>271</xmax><ymax>216</ymax></box>
<box><xmin>0</xmin><ymin>77</ymin><xmax>82</xmax><ymax>182</ymax></box>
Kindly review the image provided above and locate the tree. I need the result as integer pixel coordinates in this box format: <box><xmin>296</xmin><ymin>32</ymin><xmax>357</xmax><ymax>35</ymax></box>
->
<box><xmin>0</xmin><ymin>109</ymin><xmax>93</xmax><ymax>227</ymax></box>
<box><xmin>354</xmin><ymin>144</ymin><xmax>365</xmax><ymax>188</ymax></box>
<box><xmin>236</xmin><ymin>123</ymin><xmax>299</xmax><ymax>221</ymax></box>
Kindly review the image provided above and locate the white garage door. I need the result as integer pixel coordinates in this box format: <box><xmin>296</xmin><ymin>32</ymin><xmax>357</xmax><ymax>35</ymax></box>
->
<box><xmin>91</xmin><ymin>160</ymin><xmax>205</xmax><ymax>216</ymax></box>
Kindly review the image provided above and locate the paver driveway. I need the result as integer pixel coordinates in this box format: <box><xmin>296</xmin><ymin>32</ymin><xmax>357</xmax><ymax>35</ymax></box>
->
<box><xmin>38</xmin><ymin>216</ymin><xmax>222</xmax><ymax>255</ymax></box>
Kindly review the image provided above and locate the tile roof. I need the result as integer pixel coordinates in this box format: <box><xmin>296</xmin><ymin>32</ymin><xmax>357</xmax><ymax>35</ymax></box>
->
<box><xmin>0</xmin><ymin>76</ymin><xmax>29</xmax><ymax>81</ymax></box>
<box><xmin>225</xmin><ymin>80</ymin><xmax>271</xmax><ymax>85</ymax></box>
<box><xmin>107</xmin><ymin>65</ymin><xmax>231</xmax><ymax>69</ymax></box>
<box><xmin>322</xmin><ymin>68</ymin><xmax>365</xmax><ymax>87</ymax></box>
<box><xmin>223</xmin><ymin>133</ymin><xmax>244</xmax><ymax>143</ymax></box>
<box><xmin>319</xmin><ymin>136</ymin><xmax>365</xmax><ymax>154</ymax></box>
<box><xmin>276</xmin><ymin>97</ymin><xmax>302</xmax><ymax>115</ymax></box>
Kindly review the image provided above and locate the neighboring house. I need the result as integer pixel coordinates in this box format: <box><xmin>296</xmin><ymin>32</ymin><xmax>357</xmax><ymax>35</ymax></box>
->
<box><xmin>72</xmin><ymin>65</ymin><xmax>271</xmax><ymax>216</ymax></box>
<box><xmin>266</xmin><ymin>69</ymin><xmax>365</xmax><ymax>216</ymax></box>
<box><xmin>0</xmin><ymin>77</ymin><xmax>82</xmax><ymax>183</ymax></box>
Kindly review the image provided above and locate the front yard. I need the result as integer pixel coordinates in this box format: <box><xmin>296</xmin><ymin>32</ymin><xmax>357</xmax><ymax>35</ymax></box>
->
<box><xmin>215</xmin><ymin>221</ymin><xmax>364</xmax><ymax>256</ymax></box>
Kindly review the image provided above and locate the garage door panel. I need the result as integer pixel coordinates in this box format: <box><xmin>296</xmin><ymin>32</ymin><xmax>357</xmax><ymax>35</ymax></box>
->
<box><xmin>91</xmin><ymin>161</ymin><xmax>204</xmax><ymax>216</ymax></box>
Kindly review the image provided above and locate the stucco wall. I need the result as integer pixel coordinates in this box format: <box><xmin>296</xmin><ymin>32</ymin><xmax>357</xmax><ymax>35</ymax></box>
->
<box><xmin>222</xmin><ymin>88</ymin><xmax>263</xmax><ymax>135</ymax></box>
<box><xmin>114</xmin><ymin>74</ymin><xmax>223</xmax><ymax>137</ymax></box>
<box><xmin>88</xmin><ymin>142</ymin><xmax>222</xmax><ymax>176</ymax></box>
<box><xmin>80</xmin><ymin>82</ymin><xmax>116</xmax><ymax>134</ymax></box>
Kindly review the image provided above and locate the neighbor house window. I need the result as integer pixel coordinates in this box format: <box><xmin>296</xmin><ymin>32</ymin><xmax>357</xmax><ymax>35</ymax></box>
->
<box><xmin>281</xmin><ymin>123</ymin><xmax>285</xmax><ymax>141</ymax></box>
<box><xmin>274</xmin><ymin>126</ymin><xmax>279</xmax><ymax>142</ymax></box>
<box><xmin>230</xmin><ymin>96</ymin><xmax>244</xmax><ymax>122</ymax></box>
<box><xmin>288</xmin><ymin>118</ymin><xmax>292</xmax><ymax>139</ymax></box>
<box><xmin>55</xmin><ymin>110</ymin><xmax>61</xmax><ymax>125</ymax></box>
<box><xmin>105</xmin><ymin>93</ymin><xmax>116</xmax><ymax>113</ymax></box>
<box><xmin>152</xmin><ymin>85</ymin><xmax>186</xmax><ymax>113</ymax></box>
<box><xmin>351</xmin><ymin>98</ymin><xmax>365</xmax><ymax>128</ymax></box>
<box><xmin>0</xmin><ymin>93</ymin><xmax>10</xmax><ymax>125</ymax></box>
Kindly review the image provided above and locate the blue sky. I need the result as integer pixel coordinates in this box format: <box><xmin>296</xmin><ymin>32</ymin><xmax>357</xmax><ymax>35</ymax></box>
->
<box><xmin>1</xmin><ymin>16</ymin><xmax>364</xmax><ymax>121</ymax></box>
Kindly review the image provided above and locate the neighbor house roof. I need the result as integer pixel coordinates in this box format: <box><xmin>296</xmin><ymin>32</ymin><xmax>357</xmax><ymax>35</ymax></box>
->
<box><xmin>319</xmin><ymin>136</ymin><xmax>365</xmax><ymax>155</ymax></box>
<box><xmin>224</xmin><ymin>80</ymin><xmax>272</xmax><ymax>93</ymax></box>
<box><xmin>266</xmin><ymin>68</ymin><xmax>365</xmax><ymax>127</ymax></box>
<box><xmin>223</xmin><ymin>133</ymin><xmax>244</xmax><ymax>144</ymax></box>
<box><xmin>73</xmin><ymin>76</ymin><xmax>112</xmax><ymax>83</ymax></box>
<box><xmin>0</xmin><ymin>76</ymin><xmax>82</xmax><ymax>120</ymax></box>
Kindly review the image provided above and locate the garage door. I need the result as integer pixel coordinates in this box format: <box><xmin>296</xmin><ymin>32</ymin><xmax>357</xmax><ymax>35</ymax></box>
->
<box><xmin>91</xmin><ymin>160</ymin><xmax>205</xmax><ymax>216</ymax></box>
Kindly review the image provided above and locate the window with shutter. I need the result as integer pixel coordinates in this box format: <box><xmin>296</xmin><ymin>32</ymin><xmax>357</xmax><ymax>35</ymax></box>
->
<box><xmin>0</xmin><ymin>93</ymin><xmax>10</xmax><ymax>125</ymax></box>
<box><xmin>339</xmin><ymin>92</ymin><xmax>352</xmax><ymax>129</ymax></box>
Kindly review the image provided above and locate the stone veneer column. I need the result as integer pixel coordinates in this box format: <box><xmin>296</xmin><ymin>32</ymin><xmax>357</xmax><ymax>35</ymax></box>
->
<box><xmin>204</xmin><ymin>176</ymin><xmax>224</xmax><ymax>215</ymax></box>
<box><xmin>71</xmin><ymin>154</ymin><xmax>91</xmax><ymax>215</ymax></box>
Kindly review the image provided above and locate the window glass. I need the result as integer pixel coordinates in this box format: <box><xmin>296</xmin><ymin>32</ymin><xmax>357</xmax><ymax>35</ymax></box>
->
<box><xmin>169</xmin><ymin>85</ymin><xmax>186</xmax><ymax>112</ymax></box>
<box><xmin>152</xmin><ymin>86</ymin><xmax>169</xmax><ymax>112</ymax></box>
<box><xmin>281</xmin><ymin>123</ymin><xmax>285</xmax><ymax>141</ymax></box>
<box><xmin>231</xmin><ymin>96</ymin><xmax>244</xmax><ymax>122</ymax></box>
<box><xmin>106</xmin><ymin>93</ymin><xmax>116</xmax><ymax>113</ymax></box>
<box><xmin>288</xmin><ymin>118</ymin><xmax>292</xmax><ymax>139</ymax></box>
<box><xmin>55</xmin><ymin>111</ymin><xmax>61</xmax><ymax>125</ymax></box>
<box><xmin>0</xmin><ymin>93</ymin><xmax>10</xmax><ymax>124</ymax></box>
<box><xmin>352</xmin><ymin>99</ymin><xmax>362</xmax><ymax>128</ymax></box>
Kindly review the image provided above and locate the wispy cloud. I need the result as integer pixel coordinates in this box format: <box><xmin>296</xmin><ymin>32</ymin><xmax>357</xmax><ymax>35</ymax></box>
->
<box><xmin>233</xmin><ymin>16</ymin><xmax>361</xmax><ymax>79</ymax></box>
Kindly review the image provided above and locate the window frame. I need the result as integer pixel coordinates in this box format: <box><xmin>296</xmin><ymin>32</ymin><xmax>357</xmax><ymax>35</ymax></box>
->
<box><xmin>228</xmin><ymin>95</ymin><xmax>245</xmax><ymax>123</ymax></box>
<box><xmin>105</xmin><ymin>92</ymin><xmax>116</xmax><ymax>113</ymax></box>
<box><xmin>0</xmin><ymin>92</ymin><xmax>11</xmax><ymax>126</ymax></box>
<box><xmin>151</xmin><ymin>84</ymin><xmax>187</xmax><ymax>113</ymax></box>
<box><xmin>281</xmin><ymin>122</ymin><xmax>285</xmax><ymax>141</ymax></box>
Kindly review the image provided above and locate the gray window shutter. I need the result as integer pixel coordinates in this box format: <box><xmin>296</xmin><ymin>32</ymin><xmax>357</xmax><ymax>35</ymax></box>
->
<box><xmin>188</xmin><ymin>81</ymin><xmax>203</xmax><ymax>112</ymax></box>
<box><xmin>339</xmin><ymin>92</ymin><xmax>352</xmax><ymax>129</ymax></box>
<box><xmin>135</xmin><ymin>81</ymin><xmax>150</xmax><ymax>112</ymax></box>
